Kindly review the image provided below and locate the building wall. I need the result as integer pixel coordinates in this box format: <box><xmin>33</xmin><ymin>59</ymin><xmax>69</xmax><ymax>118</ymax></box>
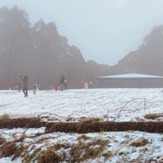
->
<box><xmin>97</xmin><ymin>78</ymin><xmax>163</xmax><ymax>88</ymax></box>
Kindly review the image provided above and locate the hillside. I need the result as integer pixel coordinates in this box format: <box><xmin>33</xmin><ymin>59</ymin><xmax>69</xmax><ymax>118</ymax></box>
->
<box><xmin>1</xmin><ymin>6</ymin><xmax>163</xmax><ymax>89</ymax></box>
<box><xmin>112</xmin><ymin>25</ymin><xmax>163</xmax><ymax>75</ymax></box>
<box><xmin>0</xmin><ymin>6</ymin><xmax>94</xmax><ymax>89</ymax></box>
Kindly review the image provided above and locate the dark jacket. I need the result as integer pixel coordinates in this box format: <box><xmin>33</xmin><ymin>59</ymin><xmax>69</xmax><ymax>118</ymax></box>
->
<box><xmin>22</xmin><ymin>76</ymin><xmax>29</xmax><ymax>88</ymax></box>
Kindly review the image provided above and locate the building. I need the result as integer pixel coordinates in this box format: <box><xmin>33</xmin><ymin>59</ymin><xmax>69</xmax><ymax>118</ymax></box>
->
<box><xmin>97</xmin><ymin>73</ymin><xmax>163</xmax><ymax>88</ymax></box>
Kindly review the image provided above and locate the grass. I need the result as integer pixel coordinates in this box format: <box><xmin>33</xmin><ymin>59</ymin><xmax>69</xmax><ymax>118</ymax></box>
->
<box><xmin>130</xmin><ymin>137</ymin><xmax>149</xmax><ymax>147</ymax></box>
<box><xmin>38</xmin><ymin>147</ymin><xmax>62</xmax><ymax>163</ymax></box>
<box><xmin>144</xmin><ymin>113</ymin><xmax>162</xmax><ymax>120</ymax></box>
<box><xmin>70</xmin><ymin>138</ymin><xmax>110</xmax><ymax>162</ymax></box>
<box><xmin>0</xmin><ymin>113</ymin><xmax>10</xmax><ymax>120</ymax></box>
<box><xmin>0</xmin><ymin>142</ymin><xmax>17</xmax><ymax>157</ymax></box>
<box><xmin>0</xmin><ymin>137</ymin><xmax>5</xmax><ymax>145</ymax></box>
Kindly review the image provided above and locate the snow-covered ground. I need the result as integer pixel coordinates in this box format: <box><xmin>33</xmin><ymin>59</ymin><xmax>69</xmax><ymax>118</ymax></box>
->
<box><xmin>0</xmin><ymin>89</ymin><xmax>163</xmax><ymax>162</ymax></box>
<box><xmin>0</xmin><ymin>89</ymin><xmax>163</xmax><ymax>121</ymax></box>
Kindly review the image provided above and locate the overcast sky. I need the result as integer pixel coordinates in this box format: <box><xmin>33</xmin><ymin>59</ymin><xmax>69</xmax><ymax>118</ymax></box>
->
<box><xmin>1</xmin><ymin>0</ymin><xmax>163</xmax><ymax>65</ymax></box>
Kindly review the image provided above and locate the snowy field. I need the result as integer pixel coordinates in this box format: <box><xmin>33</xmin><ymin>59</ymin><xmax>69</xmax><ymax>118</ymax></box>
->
<box><xmin>0</xmin><ymin>88</ymin><xmax>163</xmax><ymax>121</ymax></box>
<box><xmin>0</xmin><ymin>89</ymin><xmax>163</xmax><ymax>162</ymax></box>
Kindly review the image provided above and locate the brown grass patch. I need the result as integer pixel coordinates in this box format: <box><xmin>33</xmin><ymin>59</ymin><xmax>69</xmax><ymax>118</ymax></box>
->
<box><xmin>144</xmin><ymin>113</ymin><xmax>163</xmax><ymax>120</ymax></box>
<box><xmin>46</xmin><ymin>121</ymin><xmax>163</xmax><ymax>133</ymax></box>
<box><xmin>0</xmin><ymin>137</ymin><xmax>6</xmax><ymax>145</ymax></box>
<box><xmin>70</xmin><ymin>139</ymin><xmax>109</xmax><ymax>162</ymax></box>
<box><xmin>130</xmin><ymin>137</ymin><xmax>149</xmax><ymax>147</ymax></box>
<box><xmin>0</xmin><ymin>117</ymin><xmax>45</xmax><ymax>129</ymax></box>
<box><xmin>79</xmin><ymin>117</ymin><xmax>103</xmax><ymax>123</ymax></box>
<box><xmin>0</xmin><ymin>142</ymin><xmax>17</xmax><ymax>157</ymax></box>
<box><xmin>77</xmin><ymin>134</ymin><xmax>90</xmax><ymax>141</ymax></box>
<box><xmin>0</xmin><ymin>113</ymin><xmax>11</xmax><ymax>120</ymax></box>
<box><xmin>38</xmin><ymin>147</ymin><xmax>62</xmax><ymax>163</ymax></box>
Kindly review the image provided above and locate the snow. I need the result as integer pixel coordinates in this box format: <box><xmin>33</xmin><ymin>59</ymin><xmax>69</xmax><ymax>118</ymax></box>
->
<box><xmin>1</xmin><ymin>89</ymin><xmax>163</xmax><ymax>162</ymax></box>
<box><xmin>0</xmin><ymin>89</ymin><xmax>163</xmax><ymax>121</ymax></box>
<box><xmin>98</xmin><ymin>73</ymin><xmax>163</xmax><ymax>78</ymax></box>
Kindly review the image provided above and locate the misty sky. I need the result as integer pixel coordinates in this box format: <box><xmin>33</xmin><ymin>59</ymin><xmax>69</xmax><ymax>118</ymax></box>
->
<box><xmin>1</xmin><ymin>0</ymin><xmax>163</xmax><ymax>65</ymax></box>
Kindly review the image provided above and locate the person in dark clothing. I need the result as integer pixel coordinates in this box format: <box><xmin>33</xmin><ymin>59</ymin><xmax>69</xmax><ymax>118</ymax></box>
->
<box><xmin>60</xmin><ymin>75</ymin><xmax>65</xmax><ymax>91</ymax></box>
<box><xmin>21</xmin><ymin>75</ymin><xmax>29</xmax><ymax>97</ymax></box>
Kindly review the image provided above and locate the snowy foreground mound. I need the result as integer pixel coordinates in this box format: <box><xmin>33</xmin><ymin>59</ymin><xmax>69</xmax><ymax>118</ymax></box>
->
<box><xmin>0</xmin><ymin>89</ymin><xmax>163</xmax><ymax>162</ymax></box>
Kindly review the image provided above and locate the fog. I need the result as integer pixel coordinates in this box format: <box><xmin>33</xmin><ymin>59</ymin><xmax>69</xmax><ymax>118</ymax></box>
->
<box><xmin>1</xmin><ymin>0</ymin><xmax>163</xmax><ymax>65</ymax></box>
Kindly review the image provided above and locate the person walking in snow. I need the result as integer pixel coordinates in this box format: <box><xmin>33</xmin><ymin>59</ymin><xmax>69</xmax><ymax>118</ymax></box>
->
<box><xmin>16</xmin><ymin>76</ymin><xmax>22</xmax><ymax>92</ymax></box>
<box><xmin>84</xmin><ymin>82</ymin><xmax>88</xmax><ymax>89</ymax></box>
<box><xmin>64</xmin><ymin>79</ymin><xmax>68</xmax><ymax>90</ymax></box>
<box><xmin>33</xmin><ymin>84</ymin><xmax>38</xmax><ymax>95</ymax></box>
<box><xmin>21</xmin><ymin>75</ymin><xmax>29</xmax><ymax>97</ymax></box>
<box><xmin>55</xmin><ymin>83</ymin><xmax>61</xmax><ymax>91</ymax></box>
<box><xmin>60</xmin><ymin>75</ymin><xmax>65</xmax><ymax>91</ymax></box>
<box><xmin>89</xmin><ymin>79</ymin><xmax>94</xmax><ymax>88</ymax></box>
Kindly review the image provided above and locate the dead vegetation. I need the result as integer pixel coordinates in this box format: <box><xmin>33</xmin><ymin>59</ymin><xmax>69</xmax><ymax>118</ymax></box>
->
<box><xmin>0</xmin><ymin>142</ymin><xmax>17</xmax><ymax>157</ymax></box>
<box><xmin>0</xmin><ymin>128</ymin><xmax>112</xmax><ymax>163</ymax></box>
<box><xmin>79</xmin><ymin>117</ymin><xmax>103</xmax><ymax>123</ymax></box>
<box><xmin>130</xmin><ymin>137</ymin><xmax>149</xmax><ymax>147</ymax></box>
<box><xmin>0</xmin><ymin>137</ymin><xmax>5</xmax><ymax>145</ymax></box>
<box><xmin>0</xmin><ymin>117</ymin><xmax>45</xmax><ymax>129</ymax></box>
<box><xmin>0</xmin><ymin>113</ymin><xmax>11</xmax><ymax>120</ymax></box>
<box><xmin>144</xmin><ymin>113</ymin><xmax>163</xmax><ymax>120</ymax></box>
<box><xmin>46</xmin><ymin>121</ymin><xmax>163</xmax><ymax>133</ymax></box>
<box><xmin>0</xmin><ymin>117</ymin><xmax>163</xmax><ymax>133</ymax></box>
<box><xmin>70</xmin><ymin>138</ymin><xmax>110</xmax><ymax>162</ymax></box>
<box><xmin>38</xmin><ymin>147</ymin><xmax>62</xmax><ymax>163</ymax></box>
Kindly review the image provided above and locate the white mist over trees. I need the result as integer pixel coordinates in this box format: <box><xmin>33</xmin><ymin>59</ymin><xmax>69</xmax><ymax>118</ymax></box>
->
<box><xmin>1</xmin><ymin>6</ymin><xmax>163</xmax><ymax>89</ymax></box>
<box><xmin>0</xmin><ymin>6</ymin><xmax>95</xmax><ymax>89</ymax></box>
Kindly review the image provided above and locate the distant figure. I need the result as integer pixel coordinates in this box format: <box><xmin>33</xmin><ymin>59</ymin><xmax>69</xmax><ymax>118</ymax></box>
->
<box><xmin>84</xmin><ymin>82</ymin><xmax>88</xmax><ymax>89</ymax></box>
<box><xmin>80</xmin><ymin>80</ymin><xmax>85</xmax><ymax>88</ymax></box>
<box><xmin>16</xmin><ymin>77</ymin><xmax>22</xmax><ymax>92</ymax></box>
<box><xmin>89</xmin><ymin>79</ymin><xmax>94</xmax><ymax>88</ymax></box>
<box><xmin>21</xmin><ymin>75</ymin><xmax>29</xmax><ymax>97</ymax></box>
<box><xmin>64</xmin><ymin>79</ymin><xmax>68</xmax><ymax>90</ymax></box>
<box><xmin>55</xmin><ymin>83</ymin><xmax>61</xmax><ymax>91</ymax></box>
<box><xmin>60</xmin><ymin>75</ymin><xmax>65</xmax><ymax>91</ymax></box>
<box><xmin>33</xmin><ymin>84</ymin><xmax>38</xmax><ymax>95</ymax></box>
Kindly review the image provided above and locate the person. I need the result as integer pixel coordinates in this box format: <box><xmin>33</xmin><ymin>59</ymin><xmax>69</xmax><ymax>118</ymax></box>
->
<box><xmin>80</xmin><ymin>80</ymin><xmax>85</xmax><ymax>88</ymax></box>
<box><xmin>64</xmin><ymin>79</ymin><xmax>68</xmax><ymax>90</ymax></box>
<box><xmin>60</xmin><ymin>75</ymin><xmax>65</xmax><ymax>91</ymax></box>
<box><xmin>16</xmin><ymin>77</ymin><xmax>22</xmax><ymax>92</ymax></box>
<box><xmin>17</xmin><ymin>80</ymin><xmax>21</xmax><ymax>92</ymax></box>
<box><xmin>55</xmin><ymin>83</ymin><xmax>61</xmax><ymax>91</ymax></box>
<box><xmin>21</xmin><ymin>75</ymin><xmax>29</xmax><ymax>97</ymax></box>
<box><xmin>89</xmin><ymin>79</ymin><xmax>94</xmax><ymax>88</ymax></box>
<box><xmin>33</xmin><ymin>84</ymin><xmax>38</xmax><ymax>95</ymax></box>
<box><xmin>84</xmin><ymin>82</ymin><xmax>88</xmax><ymax>89</ymax></box>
